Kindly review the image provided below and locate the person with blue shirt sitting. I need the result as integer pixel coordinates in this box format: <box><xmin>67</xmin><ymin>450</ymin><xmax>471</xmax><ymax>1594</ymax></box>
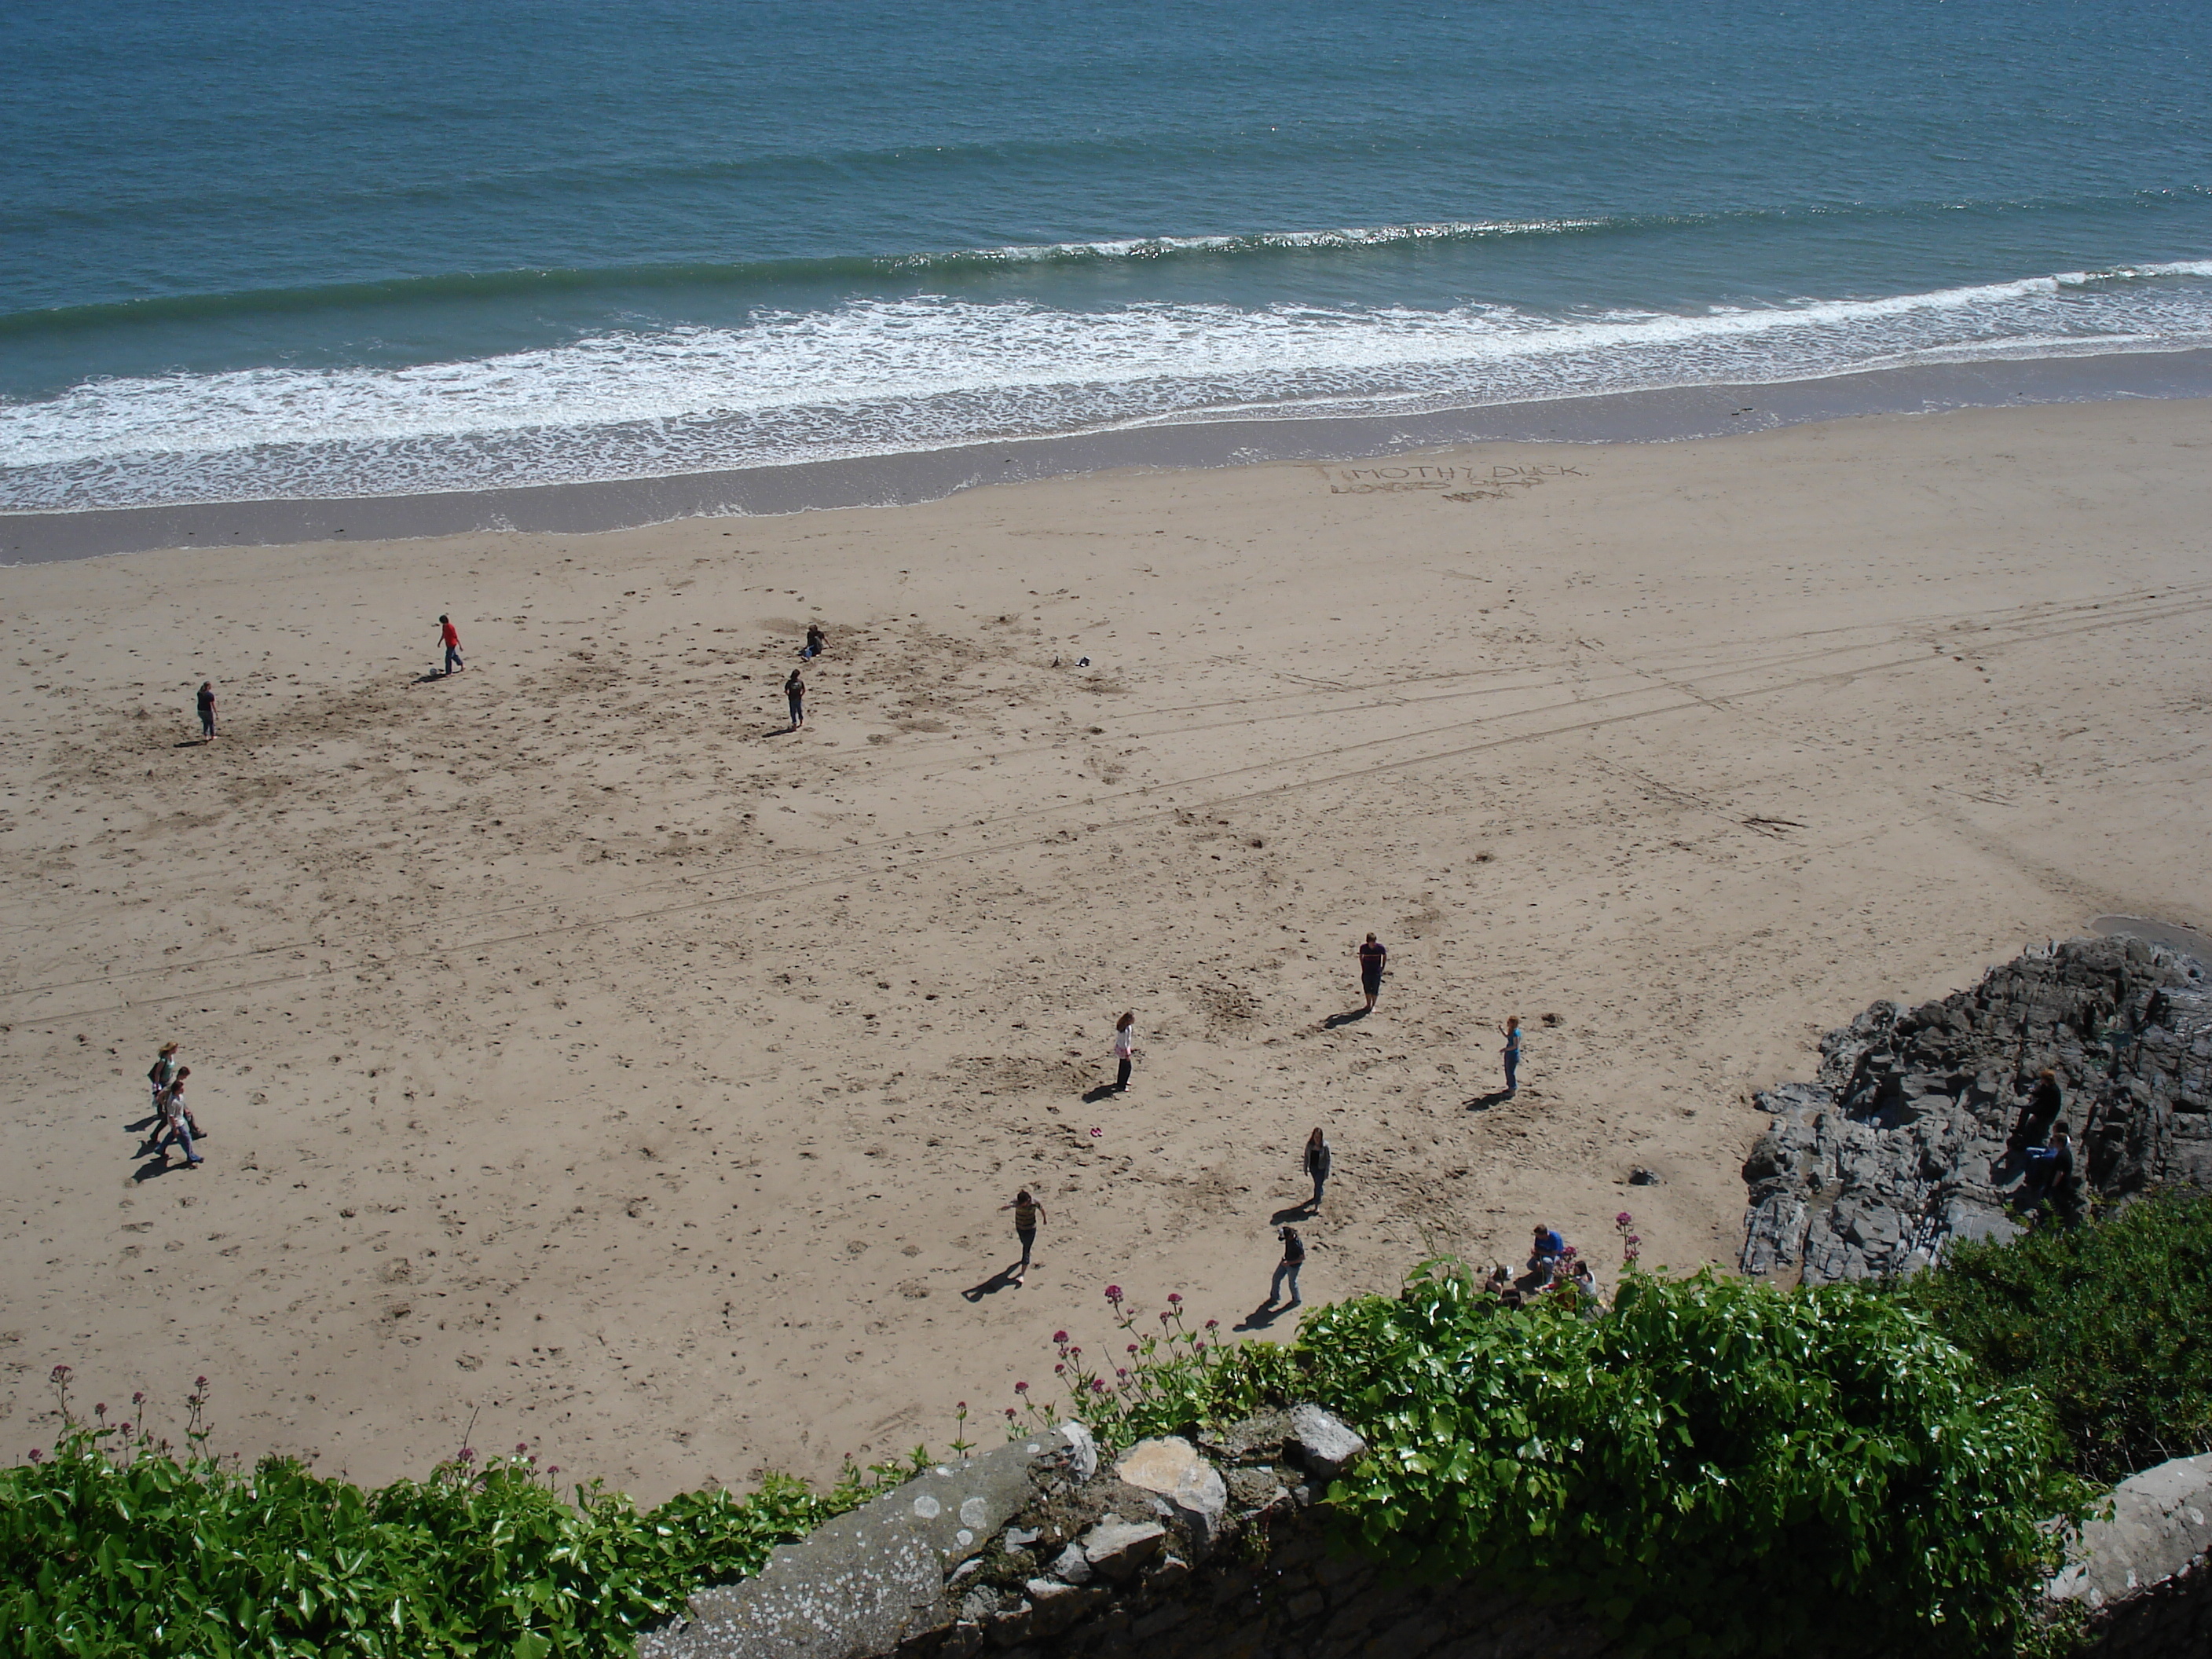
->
<box><xmin>1529</xmin><ymin>1223</ymin><xmax>1566</xmax><ymax>1283</ymax></box>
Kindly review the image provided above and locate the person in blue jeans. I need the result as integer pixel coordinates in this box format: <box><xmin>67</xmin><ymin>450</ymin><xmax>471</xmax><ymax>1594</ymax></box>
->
<box><xmin>1269</xmin><ymin>1226</ymin><xmax>1306</xmax><ymax>1306</ymax></box>
<box><xmin>152</xmin><ymin>1070</ymin><xmax>203</xmax><ymax>1167</ymax></box>
<box><xmin>1500</xmin><ymin>1016</ymin><xmax>1522</xmax><ymax>1094</ymax></box>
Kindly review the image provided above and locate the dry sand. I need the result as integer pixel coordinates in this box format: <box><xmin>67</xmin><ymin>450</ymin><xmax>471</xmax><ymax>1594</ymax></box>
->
<box><xmin>2</xmin><ymin>397</ymin><xmax>2207</xmax><ymax>1499</ymax></box>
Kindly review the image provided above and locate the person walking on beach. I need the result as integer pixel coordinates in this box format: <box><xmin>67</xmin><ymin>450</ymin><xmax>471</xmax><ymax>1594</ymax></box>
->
<box><xmin>1109</xmin><ymin>1012</ymin><xmax>1140</xmax><ymax>1092</ymax></box>
<box><xmin>147</xmin><ymin>1042</ymin><xmax>180</xmax><ymax>1117</ymax></box>
<box><xmin>1354</xmin><ymin>934</ymin><xmax>1386</xmax><ymax>1013</ymax></box>
<box><xmin>785</xmin><ymin>668</ymin><xmax>807</xmax><ymax>731</ymax></box>
<box><xmin>1269</xmin><ymin>1225</ymin><xmax>1306</xmax><ymax>1308</ymax></box>
<box><xmin>196</xmin><ymin>682</ymin><xmax>216</xmax><ymax>740</ymax></box>
<box><xmin>1500</xmin><ymin>1016</ymin><xmax>1522</xmax><ymax>1095</ymax></box>
<box><xmin>438</xmin><ymin>615</ymin><xmax>464</xmax><ymax>675</ymax></box>
<box><xmin>1001</xmin><ymin>1188</ymin><xmax>1046</xmax><ymax>1284</ymax></box>
<box><xmin>152</xmin><ymin>1069</ymin><xmax>203</xmax><ymax>1167</ymax></box>
<box><xmin>1303</xmin><ymin>1126</ymin><xmax>1332</xmax><ymax>1210</ymax></box>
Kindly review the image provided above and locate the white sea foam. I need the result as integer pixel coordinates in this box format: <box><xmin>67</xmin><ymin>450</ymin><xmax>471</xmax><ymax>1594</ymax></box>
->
<box><xmin>5</xmin><ymin>263</ymin><xmax>2211</xmax><ymax>511</ymax></box>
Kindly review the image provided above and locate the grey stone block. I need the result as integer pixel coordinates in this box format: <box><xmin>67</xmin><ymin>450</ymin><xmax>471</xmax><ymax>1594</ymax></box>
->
<box><xmin>1287</xmin><ymin>1404</ymin><xmax>1368</xmax><ymax>1481</ymax></box>
<box><xmin>2050</xmin><ymin>1452</ymin><xmax>2212</xmax><ymax>1611</ymax></box>
<box><xmin>1079</xmin><ymin>1519</ymin><xmax>1166</xmax><ymax>1582</ymax></box>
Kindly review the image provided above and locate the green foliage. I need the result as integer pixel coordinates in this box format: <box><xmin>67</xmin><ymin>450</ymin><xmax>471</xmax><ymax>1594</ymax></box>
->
<box><xmin>1902</xmin><ymin>1185</ymin><xmax>2212</xmax><ymax>1482</ymax></box>
<box><xmin>0</xmin><ymin>1376</ymin><xmax>850</xmax><ymax>1658</ymax></box>
<box><xmin>1029</xmin><ymin>1264</ymin><xmax>2082</xmax><ymax>1659</ymax></box>
<box><xmin>1302</xmin><ymin>1265</ymin><xmax>2081</xmax><ymax>1657</ymax></box>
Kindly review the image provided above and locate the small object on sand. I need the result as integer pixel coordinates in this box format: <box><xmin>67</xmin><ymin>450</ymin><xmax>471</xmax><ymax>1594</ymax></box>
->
<box><xmin>1090</xmin><ymin>1126</ymin><xmax>1103</xmax><ymax>1137</ymax></box>
<box><xmin>1629</xmin><ymin>1166</ymin><xmax>1660</xmax><ymax>1185</ymax></box>
<box><xmin>1078</xmin><ymin>656</ymin><xmax>1090</xmax><ymax>667</ymax></box>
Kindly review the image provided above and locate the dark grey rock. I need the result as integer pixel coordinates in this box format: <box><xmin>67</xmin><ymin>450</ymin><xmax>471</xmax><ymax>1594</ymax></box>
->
<box><xmin>1628</xmin><ymin>1166</ymin><xmax>1661</xmax><ymax>1185</ymax></box>
<box><xmin>1739</xmin><ymin>939</ymin><xmax>2212</xmax><ymax>1284</ymax></box>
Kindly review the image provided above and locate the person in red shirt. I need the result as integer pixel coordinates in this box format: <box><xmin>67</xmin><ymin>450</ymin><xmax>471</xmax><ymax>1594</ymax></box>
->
<box><xmin>438</xmin><ymin>615</ymin><xmax>464</xmax><ymax>675</ymax></box>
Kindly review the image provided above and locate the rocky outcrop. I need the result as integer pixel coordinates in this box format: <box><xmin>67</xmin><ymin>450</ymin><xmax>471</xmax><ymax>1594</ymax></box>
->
<box><xmin>644</xmin><ymin>1404</ymin><xmax>1617</xmax><ymax>1659</ymax></box>
<box><xmin>2054</xmin><ymin>1452</ymin><xmax>2212</xmax><ymax>1656</ymax></box>
<box><xmin>1740</xmin><ymin>935</ymin><xmax>2211</xmax><ymax>1284</ymax></box>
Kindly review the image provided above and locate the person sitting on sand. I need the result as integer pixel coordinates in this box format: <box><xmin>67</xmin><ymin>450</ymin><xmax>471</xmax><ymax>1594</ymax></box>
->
<box><xmin>802</xmin><ymin>624</ymin><xmax>826</xmax><ymax>660</ymax></box>
<box><xmin>1483</xmin><ymin>1264</ymin><xmax>1512</xmax><ymax>1298</ymax></box>
<box><xmin>1529</xmin><ymin>1224</ymin><xmax>1566</xmax><ymax>1284</ymax></box>
<box><xmin>1569</xmin><ymin>1259</ymin><xmax>1604</xmax><ymax>1313</ymax></box>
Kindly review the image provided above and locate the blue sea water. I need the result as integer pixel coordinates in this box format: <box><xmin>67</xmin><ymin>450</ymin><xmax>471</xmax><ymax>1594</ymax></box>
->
<box><xmin>2</xmin><ymin>0</ymin><xmax>2209</xmax><ymax>511</ymax></box>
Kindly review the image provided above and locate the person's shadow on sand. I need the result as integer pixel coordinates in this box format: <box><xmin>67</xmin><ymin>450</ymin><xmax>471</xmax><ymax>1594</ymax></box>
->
<box><xmin>1079</xmin><ymin>1083</ymin><xmax>1121</xmax><ymax>1104</ymax></box>
<box><xmin>1465</xmin><ymin>1089</ymin><xmax>1514</xmax><ymax>1112</ymax></box>
<box><xmin>1234</xmin><ymin>1300</ymin><xmax>1295</xmax><ymax>1331</ymax></box>
<box><xmin>1320</xmin><ymin>1008</ymin><xmax>1369</xmax><ymax>1030</ymax></box>
<box><xmin>130</xmin><ymin>1155</ymin><xmax>186</xmax><ymax>1182</ymax></box>
<box><xmin>962</xmin><ymin>1265</ymin><xmax>1024</xmax><ymax>1302</ymax></box>
<box><xmin>1269</xmin><ymin>1200</ymin><xmax>1317</xmax><ymax>1225</ymax></box>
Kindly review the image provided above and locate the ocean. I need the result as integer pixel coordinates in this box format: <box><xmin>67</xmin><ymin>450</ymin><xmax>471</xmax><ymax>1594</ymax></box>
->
<box><xmin>3</xmin><ymin>0</ymin><xmax>2210</xmax><ymax>518</ymax></box>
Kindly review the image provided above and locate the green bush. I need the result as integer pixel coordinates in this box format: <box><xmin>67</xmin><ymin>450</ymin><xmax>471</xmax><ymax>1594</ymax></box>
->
<box><xmin>0</xmin><ymin>1374</ymin><xmax>886</xmax><ymax>1657</ymax></box>
<box><xmin>1032</xmin><ymin>1267</ymin><xmax>2083</xmax><ymax>1659</ymax></box>
<box><xmin>1902</xmin><ymin>1185</ymin><xmax>2212</xmax><ymax>1483</ymax></box>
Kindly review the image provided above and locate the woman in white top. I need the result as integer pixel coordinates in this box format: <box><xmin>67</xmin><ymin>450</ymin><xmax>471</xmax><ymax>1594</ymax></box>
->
<box><xmin>1110</xmin><ymin>1012</ymin><xmax>1140</xmax><ymax>1093</ymax></box>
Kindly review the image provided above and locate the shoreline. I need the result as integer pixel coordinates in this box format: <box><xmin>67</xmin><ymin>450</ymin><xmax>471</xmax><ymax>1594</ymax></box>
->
<box><xmin>6</xmin><ymin>344</ymin><xmax>2212</xmax><ymax>563</ymax></box>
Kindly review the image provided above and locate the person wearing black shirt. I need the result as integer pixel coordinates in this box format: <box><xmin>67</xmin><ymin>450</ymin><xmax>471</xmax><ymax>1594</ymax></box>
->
<box><xmin>2012</xmin><ymin>1070</ymin><xmax>2064</xmax><ymax>1147</ymax></box>
<box><xmin>196</xmin><ymin>681</ymin><xmax>216</xmax><ymax>740</ymax></box>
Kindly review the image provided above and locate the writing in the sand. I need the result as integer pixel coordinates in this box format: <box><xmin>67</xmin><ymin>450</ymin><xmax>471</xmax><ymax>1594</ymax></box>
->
<box><xmin>1325</xmin><ymin>462</ymin><xmax>1585</xmax><ymax>496</ymax></box>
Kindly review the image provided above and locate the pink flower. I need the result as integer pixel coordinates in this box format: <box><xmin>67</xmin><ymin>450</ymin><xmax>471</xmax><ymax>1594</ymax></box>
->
<box><xmin>132</xmin><ymin>1392</ymin><xmax>145</xmax><ymax>1406</ymax></box>
<box><xmin>516</xmin><ymin>1443</ymin><xmax>530</xmax><ymax>1456</ymax></box>
<box><xmin>28</xmin><ymin>1448</ymin><xmax>42</xmax><ymax>1464</ymax></box>
<box><xmin>1204</xmin><ymin>1319</ymin><xmax>1219</xmax><ymax>1331</ymax></box>
<box><xmin>1068</xmin><ymin>1345</ymin><xmax>1081</xmax><ymax>1358</ymax></box>
<box><xmin>119</xmin><ymin>1423</ymin><xmax>131</xmax><ymax>1435</ymax></box>
<box><xmin>1090</xmin><ymin>1378</ymin><xmax>1106</xmax><ymax>1393</ymax></box>
<box><xmin>458</xmin><ymin>1447</ymin><xmax>475</xmax><ymax>1463</ymax></box>
<box><xmin>1159</xmin><ymin>1310</ymin><xmax>1172</xmax><ymax>1324</ymax></box>
<box><xmin>1617</xmin><ymin>1212</ymin><xmax>1633</xmax><ymax>1229</ymax></box>
<box><xmin>955</xmin><ymin>1401</ymin><xmax>967</xmax><ymax>1412</ymax></box>
<box><xmin>1167</xmin><ymin>1293</ymin><xmax>1182</xmax><ymax>1306</ymax></box>
<box><xmin>49</xmin><ymin>1366</ymin><xmax>70</xmax><ymax>1382</ymax></box>
<box><xmin>548</xmin><ymin>1465</ymin><xmax>561</xmax><ymax>1475</ymax></box>
<box><xmin>1116</xmin><ymin>1368</ymin><xmax>1129</xmax><ymax>1379</ymax></box>
<box><xmin>1053</xmin><ymin>1330</ymin><xmax>1069</xmax><ymax>1345</ymax></box>
<box><xmin>94</xmin><ymin>1404</ymin><xmax>106</xmax><ymax>1419</ymax></box>
<box><xmin>1054</xmin><ymin>1363</ymin><xmax>1065</xmax><ymax>1375</ymax></box>
<box><xmin>1014</xmin><ymin>1381</ymin><xmax>1028</xmax><ymax>1393</ymax></box>
<box><xmin>1104</xmin><ymin>1285</ymin><xmax>1123</xmax><ymax>1303</ymax></box>
<box><xmin>1626</xmin><ymin>1235</ymin><xmax>1642</xmax><ymax>1248</ymax></box>
<box><xmin>195</xmin><ymin>1376</ymin><xmax>207</xmax><ymax>1389</ymax></box>
<box><xmin>1090</xmin><ymin>1127</ymin><xmax>1103</xmax><ymax>1137</ymax></box>
<box><xmin>1127</xmin><ymin>1344</ymin><xmax>1138</xmax><ymax>1355</ymax></box>
<box><xmin>1005</xmin><ymin>1407</ymin><xmax>1018</xmax><ymax>1419</ymax></box>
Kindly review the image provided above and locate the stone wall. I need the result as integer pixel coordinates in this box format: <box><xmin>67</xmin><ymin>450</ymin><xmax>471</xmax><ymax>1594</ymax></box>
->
<box><xmin>1739</xmin><ymin>935</ymin><xmax>2211</xmax><ymax>1284</ymax></box>
<box><xmin>643</xmin><ymin>1408</ymin><xmax>1613</xmax><ymax>1659</ymax></box>
<box><xmin>641</xmin><ymin>1401</ymin><xmax>2212</xmax><ymax>1659</ymax></box>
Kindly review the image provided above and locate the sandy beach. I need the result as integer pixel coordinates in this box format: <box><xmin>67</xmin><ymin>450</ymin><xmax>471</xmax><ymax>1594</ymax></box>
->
<box><xmin>2</xmin><ymin>396</ymin><xmax>2207</xmax><ymax>1500</ymax></box>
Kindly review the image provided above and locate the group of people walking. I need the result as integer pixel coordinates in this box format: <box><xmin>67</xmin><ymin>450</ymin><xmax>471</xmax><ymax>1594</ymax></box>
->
<box><xmin>143</xmin><ymin>1042</ymin><xmax>203</xmax><ymax>1168</ymax></box>
<box><xmin>995</xmin><ymin>937</ymin><xmax>1531</xmax><ymax>1307</ymax></box>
